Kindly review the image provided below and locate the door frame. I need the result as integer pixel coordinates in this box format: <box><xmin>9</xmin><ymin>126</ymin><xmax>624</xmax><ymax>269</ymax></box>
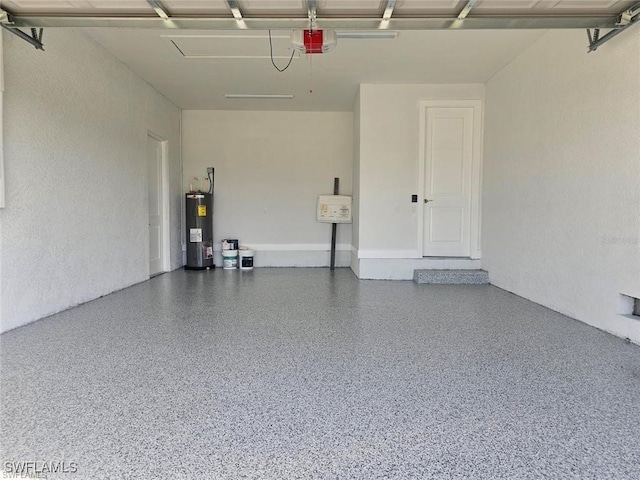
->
<box><xmin>1</xmin><ymin>31</ymin><xmax>5</xmax><ymax>208</ymax></box>
<box><xmin>417</xmin><ymin>99</ymin><xmax>483</xmax><ymax>259</ymax></box>
<box><xmin>147</xmin><ymin>131</ymin><xmax>171</xmax><ymax>276</ymax></box>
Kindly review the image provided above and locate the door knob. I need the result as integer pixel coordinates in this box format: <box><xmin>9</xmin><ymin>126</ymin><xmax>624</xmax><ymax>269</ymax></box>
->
<box><xmin>424</xmin><ymin>199</ymin><xmax>433</xmax><ymax>203</ymax></box>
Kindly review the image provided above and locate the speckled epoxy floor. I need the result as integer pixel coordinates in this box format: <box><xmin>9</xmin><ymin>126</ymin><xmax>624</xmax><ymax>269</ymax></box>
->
<box><xmin>2</xmin><ymin>268</ymin><xmax>640</xmax><ymax>479</ymax></box>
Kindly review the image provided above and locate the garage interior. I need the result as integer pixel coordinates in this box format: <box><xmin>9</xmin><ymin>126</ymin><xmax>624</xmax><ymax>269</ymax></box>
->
<box><xmin>1</xmin><ymin>0</ymin><xmax>639</xmax><ymax>478</ymax></box>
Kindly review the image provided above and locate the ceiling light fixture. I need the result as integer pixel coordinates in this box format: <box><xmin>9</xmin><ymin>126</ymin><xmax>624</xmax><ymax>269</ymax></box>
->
<box><xmin>224</xmin><ymin>94</ymin><xmax>294</xmax><ymax>99</ymax></box>
<box><xmin>147</xmin><ymin>0</ymin><xmax>169</xmax><ymax>20</ymax></box>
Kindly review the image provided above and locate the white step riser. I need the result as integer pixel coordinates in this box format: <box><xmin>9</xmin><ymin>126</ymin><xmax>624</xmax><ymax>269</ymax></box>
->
<box><xmin>357</xmin><ymin>258</ymin><xmax>481</xmax><ymax>280</ymax></box>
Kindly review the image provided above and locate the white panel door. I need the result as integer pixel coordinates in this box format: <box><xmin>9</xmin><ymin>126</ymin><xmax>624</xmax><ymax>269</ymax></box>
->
<box><xmin>147</xmin><ymin>134</ymin><xmax>164</xmax><ymax>276</ymax></box>
<box><xmin>423</xmin><ymin>107</ymin><xmax>474</xmax><ymax>257</ymax></box>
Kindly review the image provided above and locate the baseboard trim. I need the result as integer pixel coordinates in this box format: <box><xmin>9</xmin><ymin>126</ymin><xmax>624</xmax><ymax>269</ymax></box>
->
<box><xmin>358</xmin><ymin>250</ymin><xmax>421</xmax><ymax>259</ymax></box>
<box><xmin>214</xmin><ymin>243</ymin><xmax>352</xmax><ymax>252</ymax></box>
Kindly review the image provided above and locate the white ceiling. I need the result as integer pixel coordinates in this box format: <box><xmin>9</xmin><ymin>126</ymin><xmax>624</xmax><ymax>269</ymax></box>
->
<box><xmin>80</xmin><ymin>27</ymin><xmax>545</xmax><ymax>111</ymax></box>
<box><xmin>3</xmin><ymin>0</ymin><xmax>635</xmax><ymax>111</ymax></box>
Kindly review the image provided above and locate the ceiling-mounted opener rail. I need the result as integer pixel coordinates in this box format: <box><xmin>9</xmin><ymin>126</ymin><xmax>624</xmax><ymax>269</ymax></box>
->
<box><xmin>0</xmin><ymin>9</ymin><xmax>44</xmax><ymax>50</ymax></box>
<box><xmin>307</xmin><ymin>0</ymin><xmax>317</xmax><ymax>31</ymax></box>
<box><xmin>587</xmin><ymin>1</ymin><xmax>640</xmax><ymax>52</ymax></box>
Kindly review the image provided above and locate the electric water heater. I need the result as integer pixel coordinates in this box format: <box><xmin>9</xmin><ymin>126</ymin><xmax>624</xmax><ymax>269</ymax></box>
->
<box><xmin>185</xmin><ymin>193</ymin><xmax>213</xmax><ymax>269</ymax></box>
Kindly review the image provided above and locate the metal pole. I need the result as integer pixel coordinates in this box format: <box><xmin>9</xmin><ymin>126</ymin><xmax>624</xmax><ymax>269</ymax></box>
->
<box><xmin>330</xmin><ymin>177</ymin><xmax>339</xmax><ymax>271</ymax></box>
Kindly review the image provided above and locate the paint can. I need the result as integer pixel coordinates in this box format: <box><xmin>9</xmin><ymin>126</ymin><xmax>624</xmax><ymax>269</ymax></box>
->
<box><xmin>222</xmin><ymin>239</ymin><xmax>239</xmax><ymax>251</ymax></box>
<box><xmin>222</xmin><ymin>249</ymin><xmax>238</xmax><ymax>270</ymax></box>
<box><xmin>239</xmin><ymin>248</ymin><xmax>254</xmax><ymax>271</ymax></box>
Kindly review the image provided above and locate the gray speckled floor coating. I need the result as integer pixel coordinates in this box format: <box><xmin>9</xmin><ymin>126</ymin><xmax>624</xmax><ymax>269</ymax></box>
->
<box><xmin>2</xmin><ymin>268</ymin><xmax>640</xmax><ymax>480</ymax></box>
<box><xmin>414</xmin><ymin>269</ymin><xmax>490</xmax><ymax>284</ymax></box>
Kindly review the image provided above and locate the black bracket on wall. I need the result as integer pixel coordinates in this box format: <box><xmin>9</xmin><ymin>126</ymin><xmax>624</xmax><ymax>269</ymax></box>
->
<box><xmin>1</xmin><ymin>10</ymin><xmax>45</xmax><ymax>51</ymax></box>
<box><xmin>330</xmin><ymin>177</ymin><xmax>339</xmax><ymax>271</ymax></box>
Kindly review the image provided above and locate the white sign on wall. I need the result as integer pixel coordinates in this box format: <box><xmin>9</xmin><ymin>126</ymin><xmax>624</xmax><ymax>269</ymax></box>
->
<box><xmin>317</xmin><ymin>195</ymin><xmax>352</xmax><ymax>223</ymax></box>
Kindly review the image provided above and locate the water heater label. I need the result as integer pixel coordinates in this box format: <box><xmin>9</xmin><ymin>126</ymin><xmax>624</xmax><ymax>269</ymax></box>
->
<box><xmin>189</xmin><ymin>228</ymin><xmax>202</xmax><ymax>242</ymax></box>
<box><xmin>198</xmin><ymin>205</ymin><xmax>207</xmax><ymax>217</ymax></box>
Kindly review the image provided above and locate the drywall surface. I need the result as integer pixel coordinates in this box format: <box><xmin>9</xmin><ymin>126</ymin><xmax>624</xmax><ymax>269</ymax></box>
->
<box><xmin>0</xmin><ymin>212</ymin><xmax>2</xmax><ymax>326</ymax></box>
<box><xmin>0</xmin><ymin>33</ymin><xmax>4</xmax><ymax>327</ymax></box>
<box><xmin>182</xmin><ymin>110</ymin><xmax>353</xmax><ymax>267</ymax></box>
<box><xmin>0</xmin><ymin>29</ymin><xmax>181</xmax><ymax>333</ymax></box>
<box><xmin>1</xmin><ymin>30</ymin><xmax>5</xmax><ymax>208</ymax></box>
<box><xmin>483</xmin><ymin>29</ymin><xmax>640</xmax><ymax>342</ymax></box>
<box><xmin>356</xmin><ymin>84</ymin><xmax>484</xmax><ymax>260</ymax></box>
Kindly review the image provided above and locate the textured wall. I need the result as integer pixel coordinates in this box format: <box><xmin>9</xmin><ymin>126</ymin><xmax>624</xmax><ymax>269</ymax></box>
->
<box><xmin>0</xmin><ymin>29</ymin><xmax>181</xmax><ymax>332</ymax></box>
<box><xmin>1</xmin><ymin>30</ymin><xmax>5</xmax><ymax>208</ymax></box>
<box><xmin>0</xmin><ymin>32</ymin><xmax>4</xmax><ymax>326</ymax></box>
<box><xmin>483</xmin><ymin>29</ymin><xmax>640</xmax><ymax>342</ymax></box>
<box><xmin>181</xmin><ymin>110</ymin><xmax>353</xmax><ymax>267</ymax></box>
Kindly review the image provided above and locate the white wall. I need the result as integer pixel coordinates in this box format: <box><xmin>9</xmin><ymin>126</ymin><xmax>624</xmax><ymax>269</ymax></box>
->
<box><xmin>0</xmin><ymin>31</ymin><xmax>4</xmax><ymax>327</ymax></box>
<box><xmin>483</xmin><ymin>29</ymin><xmax>640</xmax><ymax>343</ymax></box>
<box><xmin>355</xmin><ymin>84</ymin><xmax>485</xmax><ymax>278</ymax></box>
<box><xmin>182</xmin><ymin>110</ymin><xmax>353</xmax><ymax>267</ymax></box>
<box><xmin>0</xmin><ymin>29</ymin><xmax>5</xmax><ymax>208</ymax></box>
<box><xmin>0</xmin><ymin>28</ymin><xmax>182</xmax><ymax>333</ymax></box>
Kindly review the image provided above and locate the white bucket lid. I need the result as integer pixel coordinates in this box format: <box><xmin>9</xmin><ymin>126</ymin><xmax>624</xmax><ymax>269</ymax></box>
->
<box><xmin>222</xmin><ymin>249</ymin><xmax>238</xmax><ymax>257</ymax></box>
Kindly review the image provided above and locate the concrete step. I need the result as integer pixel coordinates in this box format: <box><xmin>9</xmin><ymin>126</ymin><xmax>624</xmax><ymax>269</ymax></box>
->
<box><xmin>413</xmin><ymin>269</ymin><xmax>490</xmax><ymax>285</ymax></box>
<box><xmin>357</xmin><ymin>257</ymin><xmax>480</xmax><ymax>280</ymax></box>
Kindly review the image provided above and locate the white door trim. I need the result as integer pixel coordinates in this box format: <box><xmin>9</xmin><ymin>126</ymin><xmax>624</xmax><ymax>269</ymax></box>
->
<box><xmin>0</xmin><ymin>31</ymin><xmax>5</xmax><ymax>209</ymax></box>
<box><xmin>417</xmin><ymin>99</ymin><xmax>483</xmax><ymax>259</ymax></box>
<box><xmin>147</xmin><ymin>131</ymin><xmax>171</xmax><ymax>275</ymax></box>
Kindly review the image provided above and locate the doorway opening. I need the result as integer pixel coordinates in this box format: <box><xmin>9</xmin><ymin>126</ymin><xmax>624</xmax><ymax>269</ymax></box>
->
<box><xmin>418</xmin><ymin>100</ymin><xmax>483</xmax><ymax>259</ymax></box>
<box><xmin>147</xmin><ymin>132</ymin><xmax>170</xmax><ymax>277</ymax></box>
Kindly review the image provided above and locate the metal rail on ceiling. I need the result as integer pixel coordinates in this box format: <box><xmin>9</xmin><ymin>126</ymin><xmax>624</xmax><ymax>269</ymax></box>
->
<box><xmin>1</xmin><ymin>2</ymin><xmax>639</xmax><ymax>52</ymax></box>
<box><xmin>0</xmin><ymin>14</ymin><xmax>626</xmax><ymax>30</ymax></box>
<box><xmin>587</xmin><ymin>1</ymin><xmax>640</xmax><ymax>51</ymax></box>
<box><xmin>0</xmin><ymin>23</ymin><xmax>43</xmax><ymax>50</ymax></box>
